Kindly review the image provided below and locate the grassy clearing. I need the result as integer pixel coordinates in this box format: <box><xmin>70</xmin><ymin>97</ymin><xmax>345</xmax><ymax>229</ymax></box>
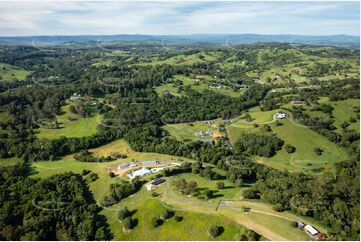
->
<box><xmin>0</xmin><ymin>111</ymin><xmax>10</xmax><ymax>121</ymax></box>
<box><xmin>263</xmin><ymin>119</ymin><xmax>348</xmax><ymax>172</ymax></box>
<box><xmin>226</xmin><ymin>106</ymin><xmax>281</xmax><ymax>144</ymax></box>
<box><xmin>138</xmin><ymin>51</ymin><xmax>219</xmax><ymax>66</ymax></box>
<box><xmin>36</xmin><ymin>104</ymin><xmax>101</xmax><ymax>139</ymax></box>
<box><xmin>155</xmin><ymin>74</ymin><xmax>245</xmax><ymax>98</ymax></box>
<box><xmin>226</xmin><ymin>106</ymin><xmax>348</xmax><ymax>173</ymax></box>
<box><xmin>171</xmin><ymin>173</ymin><xmax>244</xmax><ymax>203</ymax></box>
<box><xmin>164</xmin><ymin>119</ymin><xmax>223</xmax><ymax>142</ymax></box>
<box><xmin>0</xmin><ymin>157</ymin><xmax>23</xmax><ymax>167</ymax></box>
<box><xmin>0</xmin><ymin>63</ymin><xmax>30</xmax><ymax>82</ymax></box>
<box><xmin>331</xmin><ymin>99</ymin><xmax>359</xmax><ymax>133</ymax></box>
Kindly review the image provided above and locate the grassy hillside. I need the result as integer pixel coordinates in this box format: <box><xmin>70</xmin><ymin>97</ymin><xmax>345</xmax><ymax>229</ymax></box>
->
<box><xmin>0</xmin><ymin>63</ymin><xmax>30</xmax><ymax>82</ymax></box>
<box><xmin>36</xmin><ymin>104</ymin><xmax>101</xmax><ymax>139</ymax></box>
<box><xmin>226</xmin><ymin>107</ymin><xmax>348</xmax><ymax>173</ymax></box>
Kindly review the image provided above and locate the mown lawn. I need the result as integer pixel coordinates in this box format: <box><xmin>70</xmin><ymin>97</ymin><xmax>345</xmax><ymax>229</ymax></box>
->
<box><xmin>36</xmin><ymin>104</ymin><xmax>101</xmax><ymax>139</ymax></box>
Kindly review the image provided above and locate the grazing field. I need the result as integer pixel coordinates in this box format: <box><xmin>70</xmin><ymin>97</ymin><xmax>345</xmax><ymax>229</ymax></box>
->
<box><xmin>226</xmin><ymin>106</ymin><xmax>348</xmax><ymax>173</ymax></box>
<box><xmin>36</xmin><ymin>104</ymin><xmax>101</xmax><ymax>139</ymax></box>
<box><xmin>161</xmin><ymin>179</ymin><xmax>321</xmax><ymax>241</ymax></box>
<box><xmin>171</xmin><ymin>173</ymin><xmax>244</xmax><ymax>203</ymax></box>
<box><xmin>261</xmin><ymin>118</ymin><xmax>348</xmax><ymax>172</ymax></box>
<box><xmin>0</xmin><ymin>63</ymin><xmax>30</xmax><ymax>82</ymax></box>
<box><xmin>331</xmin><ymin>99</ymin><xmax>360</xmax><ymax>133</ymax></box>
<box><xmin>103</xmin><ymin>194</ymin><xmax>246</xmax><ymax>241</ymax></box>
<box><xmin>164</xmin><ymin>119</ymin><xmax>223</xmax><ymax>142</ymax></box>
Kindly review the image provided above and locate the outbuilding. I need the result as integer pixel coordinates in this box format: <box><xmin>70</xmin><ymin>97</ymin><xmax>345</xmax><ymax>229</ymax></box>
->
<box><xmin>304</xmin><ymin>224</ymin><xmax>319</xmax><ymax>238</ymax></box>
<box><xmin>145</xmin><ymin>178</ymin><xmax>166</xmax><ymax>190</ymax></box>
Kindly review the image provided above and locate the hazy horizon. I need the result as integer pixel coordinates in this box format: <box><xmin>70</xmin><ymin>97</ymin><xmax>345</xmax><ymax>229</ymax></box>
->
<box><xmin>0</xmin><ymin>1</ymin><xmax>359</xmax><ymax>36</ymax></box>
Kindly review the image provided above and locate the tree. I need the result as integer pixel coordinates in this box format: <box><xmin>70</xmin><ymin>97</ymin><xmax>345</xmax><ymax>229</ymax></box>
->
<box><xmin>272</xmin><ymin>204</ymin><xmax>284</xmax><ymax>212</ymax></box>
<box><xmin>262</xmin><ymin>124</ymin><xmax>271</xmax><ymax>132</ymax></box>
<box><xmin>186</xmin><ymin>181</ymin><xmax>198</xmax><ymax>195</ymax></box>
<box><xmin>242</xmin><ymin>188</ymin><xmax>259</xmax><ymax>199</ymax></box>
<box><xmin>314</xmin><ymin>147</ymin><xmax>323</xmax><ymax>156</ymax></box>
<box><xmin>349</xmin><ymin>117</ymin><xmax>357</xmax><ymax>123</ymax></box>
<box><xmin>151</xmin><ymin>217</ymin><xmax>161</xmax><ymax>227</ymax></box>
<box><xmin>122</xmin><ymin>217</ymin><xmax>134</xmax><ymax>230</ymax></box>
<box><xmin>285</xmin><ymin>144</ymin><xmax>296</xmax><ymax>153</ymax></box>
<box><xmin>118</xmin><ymin>207</ymin><xmax>131</xmax><ymax>220</ymax></box>
<box><xmin>160</xmin><ymin>210</ymin><xmax>173</xmax><ymax>220</ymax></box>
<box><xmin>191</xmin><ymin>161</ymin><xmax>202</xmax><ymax>174</ymax></box>
<box><xmin>207</xmin><ymin>224</ymin><xmax>222</xmax><ymax>238</ymax></box>
<box><xmin>340</xmin><ymin>121</ymin><xmax>350</xmax><ymax>130</ymax></box>
<box><xmin>216</xmin><ymin>181</ymin><xmax>225</xmax><ymax>189</ymax></box>
<box><xmin>239</xmin><ymin>229</ymin><xmax>261</xmax><ymax>241</ymax></box>
<box><xmin>204</xmin><ymin>189</ymin><xmax>213</xmax><ymax>199</ymax></box>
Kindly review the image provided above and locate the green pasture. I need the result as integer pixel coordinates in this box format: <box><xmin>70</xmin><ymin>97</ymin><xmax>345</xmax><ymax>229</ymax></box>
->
<box><xmin>163</xmin><ymin>119</ymin><xmax>223</xmax><ymax>142</ymax></box>
<box><xmin>0</xmin><ymin>63</ymin><xmax>30</xmax><ymax>82</ymax></box>
<box><xmin>103</xmin><ymin>195</ymin><xmax>245</xmax><ymax>241</ymax></box>
<box><xmin>331</xmin><ymin>99</ymin><xmax>360</xmax><ymax>133</ymax></box>
<box><xmin>225</xmin><ymin>106</ymin><xmax>348</xmax><ymax>172</ymax></box>
<box><xmin>36</xmin><ymin>104</ymin><xmax>101</xmax><ymax>139</ymax></box>
<box><xmin>263</xmin><ymin>119</ymin><xmax>348</xmax><ymax>172</ymax></box>
<box><xmin>171</xmin><ymin>173</ymin><xmax>244</xmax><ymax>203</ymax></box>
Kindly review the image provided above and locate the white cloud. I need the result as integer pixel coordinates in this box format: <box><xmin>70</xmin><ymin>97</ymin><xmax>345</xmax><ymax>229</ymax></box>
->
<box><xmin>0</xmin><ymin>1</ymin><xmax>359</xmax><ymax>36</ymax></box>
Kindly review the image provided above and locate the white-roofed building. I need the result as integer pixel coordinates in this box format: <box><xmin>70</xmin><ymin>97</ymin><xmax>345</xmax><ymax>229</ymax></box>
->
<box><xmin>127</xmin><ymin>167</ymin><xmax>152</xmax><ymax>179</ymax></box>
<box><xmin>304</xmin><ymin>224</ymin><xmax>319</xmax><ymax>238</ymax></box>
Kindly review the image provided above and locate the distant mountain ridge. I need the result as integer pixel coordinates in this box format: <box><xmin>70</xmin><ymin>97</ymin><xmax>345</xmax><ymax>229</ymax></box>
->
<box><xmin>0</xmin><ymin>34</ymin><xmax>359</xmax><ymax>47</ymax></box>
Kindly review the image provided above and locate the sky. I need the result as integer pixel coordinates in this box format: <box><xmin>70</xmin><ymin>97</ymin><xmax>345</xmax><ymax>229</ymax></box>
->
<box><xmin>0</xmin><ymin>0</ymin><xmax>359</xmax><ymax>36</ymax></box>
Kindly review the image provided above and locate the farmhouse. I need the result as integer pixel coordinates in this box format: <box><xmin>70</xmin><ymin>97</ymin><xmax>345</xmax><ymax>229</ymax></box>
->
<box><xmin>275</xmin><ymin>112</ymin><xmax>288</xmax><ymax>119</ymax></box>
<box><xmin>145</xmin><ymin>178</ymin><xmax>166</xmax><ymax>190</ymax></box>
<box><xmin>69</xmin><ymin>93</ymin><xmax>82</xmax><ymax>101</ymax></box>
<box><xmin>127</xmin><ymin>167</ymin><xmax>152</xmax><ymax>179</ymax></box>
